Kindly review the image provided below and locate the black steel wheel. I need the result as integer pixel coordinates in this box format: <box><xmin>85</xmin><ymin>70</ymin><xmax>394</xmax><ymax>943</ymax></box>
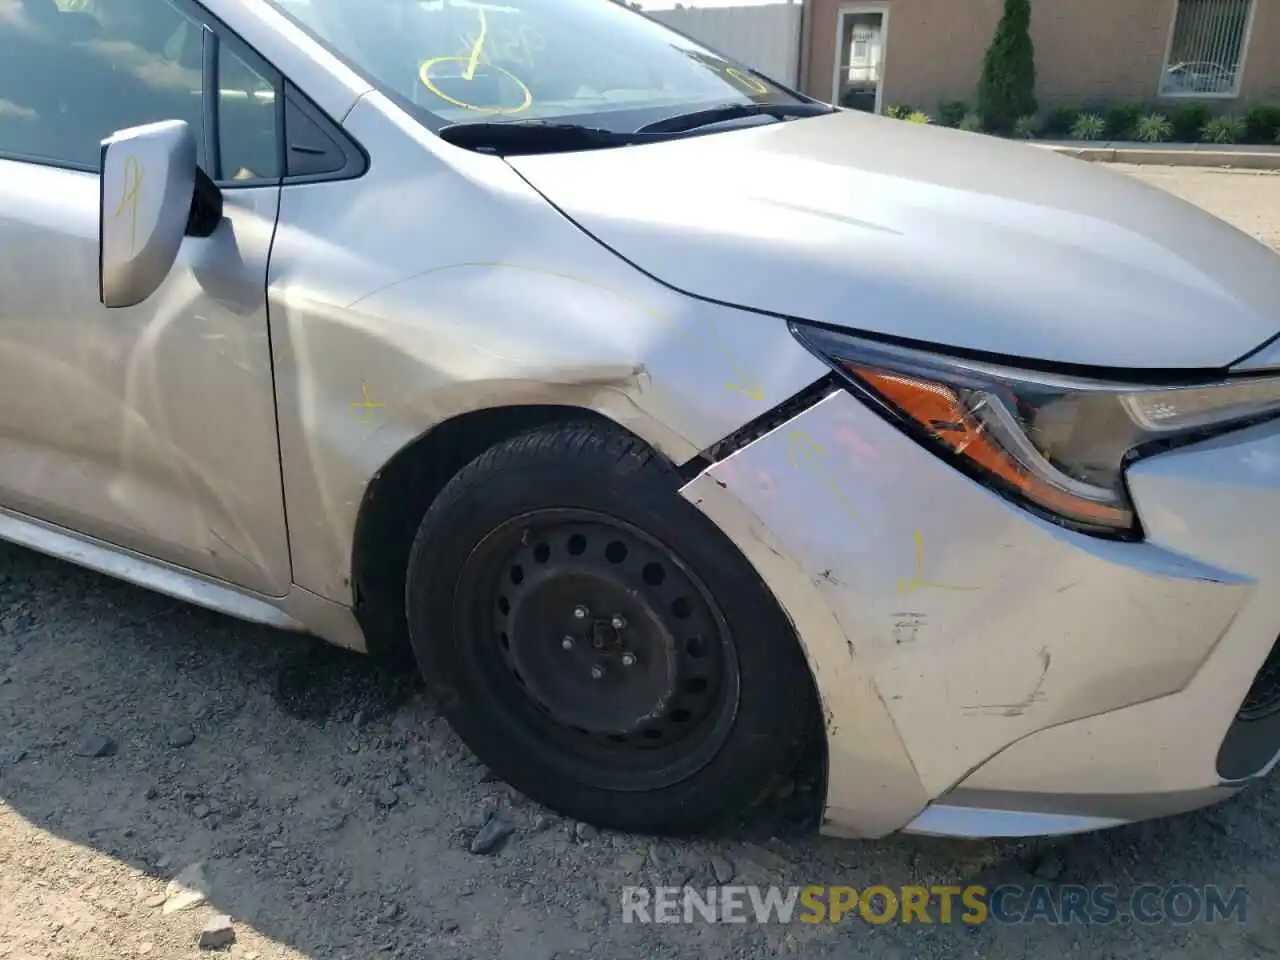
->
<box><xmin>460</xmin><ymin>510</ymin><xmax>739</xmax><ymax>791</ymax></box>
<box><xmin>405</xmin><ymin>420</ymin><xmax>817</xmax><ymax>835</ymax></box>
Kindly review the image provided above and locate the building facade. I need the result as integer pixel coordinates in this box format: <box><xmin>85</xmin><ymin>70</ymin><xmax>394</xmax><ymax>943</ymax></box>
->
<box><xmin>799</xmin><ymin>0</ymin><xmax>1280</xmax><ymax>114</ymax></box>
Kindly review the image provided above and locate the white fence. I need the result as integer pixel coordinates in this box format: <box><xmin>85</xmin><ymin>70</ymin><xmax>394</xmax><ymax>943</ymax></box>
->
<box><xmin>645</xmin><ymin>2</ymin><xmax>803</xmax><ymax>88</ymax></box>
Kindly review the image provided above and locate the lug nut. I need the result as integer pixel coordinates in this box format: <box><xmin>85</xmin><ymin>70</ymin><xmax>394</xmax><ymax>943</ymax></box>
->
<box><xmin>621</xmin><ymin>652</ymin><xmax>637</xmax><ymax>667</ymax></box>
<box><xmin>611</xmin><ymin>615</ymin><xmax>626</xmax><ymax>629</ymax></box>
<box><xmin>561</xmin><ymin>636</ymin><xmax>575</xmax><ymax>650</ymax></box>
<box><xmin>590</xmin><ymin>665</ymin><xmax>605</xmax><ymax>680</ymax></box>
<box><xmin>573</xmin><ymin>605</ymin><xmax>589</xmax><ymax>620</ymax></box>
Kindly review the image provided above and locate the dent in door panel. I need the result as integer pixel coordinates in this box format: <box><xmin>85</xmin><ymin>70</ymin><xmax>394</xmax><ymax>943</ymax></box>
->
<box><xmin>0</xmin><ymin>160</ymin><xmax>290</xmax><ymax>595</ymax></box>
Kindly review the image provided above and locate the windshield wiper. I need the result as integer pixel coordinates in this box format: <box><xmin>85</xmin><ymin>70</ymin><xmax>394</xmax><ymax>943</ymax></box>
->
<box><xmin>438</xmin><ymin>120</ymin><xmax>663</xmax><ymax>156</ymax></box>
<box><xmin>438</xmin><ymin>102</ymin><xmax>838</xmax><ymax>156</ymax></box>
<box><xmin>636</xmin><ymin>101</ymin><xmax>836</xmax><ymax>135</ymax></box>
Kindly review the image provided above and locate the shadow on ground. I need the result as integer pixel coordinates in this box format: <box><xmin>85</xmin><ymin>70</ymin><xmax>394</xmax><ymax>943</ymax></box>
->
<box><xmin>1</xmin><ymin>541</ymin><xmax>1277</xmax><ymax>960</ymax></box>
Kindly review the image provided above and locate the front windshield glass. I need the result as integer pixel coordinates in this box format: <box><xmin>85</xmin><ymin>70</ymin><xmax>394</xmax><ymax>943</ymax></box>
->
<box><xmin>265</xmin><ymin>0</ymin><xmax>806</xmax><ymax>131</ymax></box>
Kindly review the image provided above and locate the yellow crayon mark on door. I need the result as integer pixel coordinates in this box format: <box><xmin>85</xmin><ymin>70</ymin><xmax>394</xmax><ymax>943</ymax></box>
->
<box><xmin>351</xmin><ymin>381</ymin><xmax>386</xmax><ymax>422</ymax></box>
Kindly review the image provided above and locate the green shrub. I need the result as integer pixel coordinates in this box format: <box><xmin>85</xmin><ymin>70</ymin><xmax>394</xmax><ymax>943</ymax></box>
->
<box><xmin>977</xmin><ymin>0</ymin><xmax>1036</xmax><ymax>134</ymax></box>
<box><xmin>1133</xmin><ymin>113</ymin><xmax>1174</xmax><ymax>143</ymax></box>
<box><xmin>1243</xmin><ymin>104</ymin><xmax>1280</xmax><ymax>144</ymax></box>
<box><xmin>936</xmin><ymin>101</ymin><xmax>969</xmax><ymax>128</ymax></box>
<box><xmin>1013</xmin><ymin>114</ymin><xmax>1043</xmax><ymax>139</ymax></box>
<box><xmin>1202</xmin><ymin>114</ymin><xmax>1246</xmax><ymax>144</ymax></box>
<box><xmin>1042</xmin><ymin>104</ymin><xmax>1082</xmax><ymax>137</ymax></box>
<box><xmin>1102</xmin><ymin>103</ymin><xmax>1144</xmax><ymax>141</ymax></box>
<box><xmin>1069</xmin><ymin>113</ymin><xmax>1106</xmax><ymax>140</ymax></box>
<box><xmin>884</xmin><ymin>105</ymin><xmax>914</xmax><ymax>119</ymax></box>
<box><xmin>1167</xmin><ymin>102</ymin><xmax>1212</xmax><ymax>142</ymax></box>
<box><xmin>1079</xmin><ymin>101</ymin><xmax>1109</xmax><ymax>122</ymax></box>
<box><xmin>905</xmin><ymin>111</ymin><xmax>933</xmax><ymax>124</ymax></box>
<box><xmin>958</xmin><ymin>111</ymin><xmax>985</xmax><ymax>132</ymax></box>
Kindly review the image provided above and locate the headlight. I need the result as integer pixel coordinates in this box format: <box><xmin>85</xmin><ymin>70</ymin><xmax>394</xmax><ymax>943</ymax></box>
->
<box><xmin>792</xmin><ymin>323</ymin><xmax>1280</xmax><ymax>537</ymax></box>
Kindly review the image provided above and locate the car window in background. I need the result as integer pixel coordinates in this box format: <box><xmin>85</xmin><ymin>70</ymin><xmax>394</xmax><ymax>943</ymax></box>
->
<box><xmin>265</xmin><ymin>0</ymin><xmax>804</xmax><ymax>132</ymax></box>
<box><xmin>0</xmin><ymin>0</ymin><xmax>279</xmax><ymax>181</ymax></box>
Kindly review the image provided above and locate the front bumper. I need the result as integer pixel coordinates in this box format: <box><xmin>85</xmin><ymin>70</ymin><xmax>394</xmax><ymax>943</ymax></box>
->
<box><xmin>680</xmin><ymin>388</ymin><xmax>1280</xmax><ymax>838</ymax></box>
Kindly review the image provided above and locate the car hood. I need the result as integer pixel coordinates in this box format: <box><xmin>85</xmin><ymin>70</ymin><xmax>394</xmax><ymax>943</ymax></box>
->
<box><xmin>506</xmin><ymin>111</ymin><xmax>1280</xmax><ymax>370</ymax></box>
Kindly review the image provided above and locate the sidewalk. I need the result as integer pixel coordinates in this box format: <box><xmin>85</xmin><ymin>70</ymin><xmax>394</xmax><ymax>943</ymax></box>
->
<box><xmin>1033</xmin><ymin>140</ymin><xmax>1280</xmax><ymax>170</ymax></box>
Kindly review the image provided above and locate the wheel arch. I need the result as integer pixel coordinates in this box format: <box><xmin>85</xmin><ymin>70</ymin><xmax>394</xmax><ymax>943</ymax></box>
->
<box><xmin>352</xmin><ymin>403</ymin><xmax>830</xmax><ymax>831</ymax></box>
<box><xmin>351</xmin><ymin>403</ymin><xmax>672</xmax><ymax>665</ymax></box>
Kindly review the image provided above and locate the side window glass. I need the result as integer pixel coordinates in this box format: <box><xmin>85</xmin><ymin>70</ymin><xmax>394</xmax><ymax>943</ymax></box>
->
<box><xmin>0</xmin><ymin>0</ymin><xmax>203</xmax><ymax>169</ymax></box>
<box><xmin>218</xmin><ymin>41</ymin><xmax>280</xmax><ymax>182</ymax></box>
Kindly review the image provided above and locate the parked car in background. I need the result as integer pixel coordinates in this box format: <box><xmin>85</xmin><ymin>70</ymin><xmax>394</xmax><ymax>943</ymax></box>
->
<box><xmin>4</xmin><ymin>0</ymin><xmax>1280</xmax><ymax>841</ymax></box>
<box><xmin>1161</xmin><ymin>59</ymin><xmax>1237</xmax><ymax>94</ymax></box>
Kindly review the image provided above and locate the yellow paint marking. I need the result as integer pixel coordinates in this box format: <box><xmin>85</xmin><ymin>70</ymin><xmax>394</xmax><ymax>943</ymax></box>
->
<box><xmin>897</xmin><ymin>530</ymin><xmax>980</xmax><ymax>595</ymax></box>
<box><xmin>463</xmin><ymin>8</ymin><xmax>488</xmax><ymax>80</ymax></box>
<box><xmin>700</xmin><ymin>324</ymin><xmax>766</xmax><ymax>401</ymax></box>
<box><xmin>418</xmin><ymin>8</ymin><xmax>534</xmax><ymax>115</ymax></box>
<box><xmin>418</xmin><ymin>57</ymin><xmax>533</xmax><ymax>115</ymax></box>
<box><xmin>724</xmin><ymin>66</ymin><xmax>769</xmax><ymax>96</ymax></box>
<box><xmin>114</xmin><ymin>155</ymin><xmax>144</xmax><ymax>254</ymax></box>
<box><xmin>787</xmin><ymin>429</ymin><xmax>863</xmax><ymax>527</ymax></box>
<box><xmin>350</xmin><ymin>381</ymin><xmax>387</xmax><ymax>423</ymax></box>
<box><xmin>728</xmin><ymin>381</ymin><xmax>767</xmax><ymax>401</ymax></box>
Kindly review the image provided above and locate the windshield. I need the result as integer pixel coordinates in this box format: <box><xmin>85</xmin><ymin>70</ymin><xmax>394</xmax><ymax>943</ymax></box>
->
<box><xmin>265</xmin><ymin>0</ymin><xmax>807</xmax><ymax>132</ymax></box>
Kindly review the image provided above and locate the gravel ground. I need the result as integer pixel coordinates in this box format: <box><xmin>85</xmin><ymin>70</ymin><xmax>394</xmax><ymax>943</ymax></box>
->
<box><xmin>1115</xmin><ymin>163</ymin><xmax>1280</xmax><ymax>251</ymax></box>
<box><xmin>3</xmin><ymin>164</ymin><xmax>1280</xmax><ymax>960</ymax></box>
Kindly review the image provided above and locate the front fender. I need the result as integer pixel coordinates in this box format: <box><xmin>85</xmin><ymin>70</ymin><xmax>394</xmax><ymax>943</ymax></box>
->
<box><xmin>266</xmin><ymin>92</ymin><xmax>827</xmax><ymax>603</ymax></box>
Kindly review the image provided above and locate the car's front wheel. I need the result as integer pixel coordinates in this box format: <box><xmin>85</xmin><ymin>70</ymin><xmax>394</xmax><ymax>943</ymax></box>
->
<box><xmin>405</xmin><ymin>421</ymin><xmax>816</xmax><ymax>835</ymax></box>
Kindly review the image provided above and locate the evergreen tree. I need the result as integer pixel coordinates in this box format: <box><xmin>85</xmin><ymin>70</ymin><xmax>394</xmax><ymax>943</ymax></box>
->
<box><xmin>977</xmin><ymin>0</ymin><xmax>1037</xmax><ymax>133</ymax></box>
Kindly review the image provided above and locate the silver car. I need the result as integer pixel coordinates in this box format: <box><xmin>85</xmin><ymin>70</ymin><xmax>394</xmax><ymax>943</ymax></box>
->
<box><xmin>3</xmin><ymin>0</ymin><xmax>1280</xmax><ymax>841</ymax></box>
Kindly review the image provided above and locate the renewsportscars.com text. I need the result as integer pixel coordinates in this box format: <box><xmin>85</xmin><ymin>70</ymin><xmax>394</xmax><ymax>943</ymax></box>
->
<box><xmin>620</xmin><ymin>883</ymin><xmax>1248</xmax><ymax>926</ymax></box>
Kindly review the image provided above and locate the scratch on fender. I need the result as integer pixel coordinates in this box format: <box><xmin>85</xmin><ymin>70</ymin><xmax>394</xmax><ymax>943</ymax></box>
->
<box><xmin>962</xmin><ymin>647</ymin><xmax>1051</xmax><ymax>717</ymax></box>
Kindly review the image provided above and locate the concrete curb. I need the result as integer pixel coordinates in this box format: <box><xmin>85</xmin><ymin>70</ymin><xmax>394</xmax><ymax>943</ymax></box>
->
<box><xmin>1032</xmin><ymin>142</ymin><xmax>1280</xmax><ymax>170</ymax></box>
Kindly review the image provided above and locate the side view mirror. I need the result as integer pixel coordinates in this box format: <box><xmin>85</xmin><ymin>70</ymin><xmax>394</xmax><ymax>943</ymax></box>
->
<box><xmin>99</xmin><ymin>119</ymin><xmax>223</xmax><ymax>309</ymax></box>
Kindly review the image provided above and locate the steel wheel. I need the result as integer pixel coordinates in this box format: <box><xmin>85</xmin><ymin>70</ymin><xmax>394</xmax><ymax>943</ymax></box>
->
<box><xmin>405</xmin><ymin>420</ymin><xmax>817</xmax><ymax>835</ymax></box>
<box><xmin>456</xmin><ymin>509</ymin><xmax>740</xmax><ymax>791</ymax></box>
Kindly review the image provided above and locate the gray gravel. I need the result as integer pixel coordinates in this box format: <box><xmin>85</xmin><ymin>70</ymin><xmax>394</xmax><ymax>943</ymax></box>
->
<box><xmin>2</xmin><ymin>165</ymin><xmax>1279</xmax><ymax>959</ymax></box>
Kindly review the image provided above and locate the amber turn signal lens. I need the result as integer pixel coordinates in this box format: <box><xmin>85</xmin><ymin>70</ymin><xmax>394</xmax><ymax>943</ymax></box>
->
<box><xmin>849</xmin><ymin>365</ymin><xmax>1132</xmax><ymax>529</ymax></box>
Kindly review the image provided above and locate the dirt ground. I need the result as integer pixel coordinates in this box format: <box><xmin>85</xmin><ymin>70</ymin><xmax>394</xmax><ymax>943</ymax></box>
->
<box><xmin>3</xmin><ymin>164</ymin><xmax>1280</xmax><ymax>960</ymax></box>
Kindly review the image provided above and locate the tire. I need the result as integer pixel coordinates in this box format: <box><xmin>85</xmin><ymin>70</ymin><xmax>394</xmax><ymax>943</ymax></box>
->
<box><xmin>405</xmin><ymin>421</ymin><xmax>816</xmax><ymax>836</ymax></box>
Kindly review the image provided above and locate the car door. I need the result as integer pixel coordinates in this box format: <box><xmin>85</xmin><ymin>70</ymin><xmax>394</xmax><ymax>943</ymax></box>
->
<box><xmin>0</xmin><ymin>0</ymin><xmax>291</xmax><ymax>596</ymax></box>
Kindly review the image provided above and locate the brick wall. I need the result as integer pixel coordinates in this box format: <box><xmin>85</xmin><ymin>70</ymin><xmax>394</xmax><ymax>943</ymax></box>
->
<box><xmin>802</xmin><ymin>0</ymin><xmax>1280</xmax><ymax>112</ymax></box>
<box><xmin>1033</xmin><ymin>0</ymin><xmax>1175</xmax><ymax>106</ymax></box>
<box><xmin>1240</xmin><ymin>0</ymin><xmax>1280</xmax><ymax>104</ymax></box>
<box><xmin>802</xmin><ymin>0</ymin><xmax>1003</xmax><ymax>109</ymax></box>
